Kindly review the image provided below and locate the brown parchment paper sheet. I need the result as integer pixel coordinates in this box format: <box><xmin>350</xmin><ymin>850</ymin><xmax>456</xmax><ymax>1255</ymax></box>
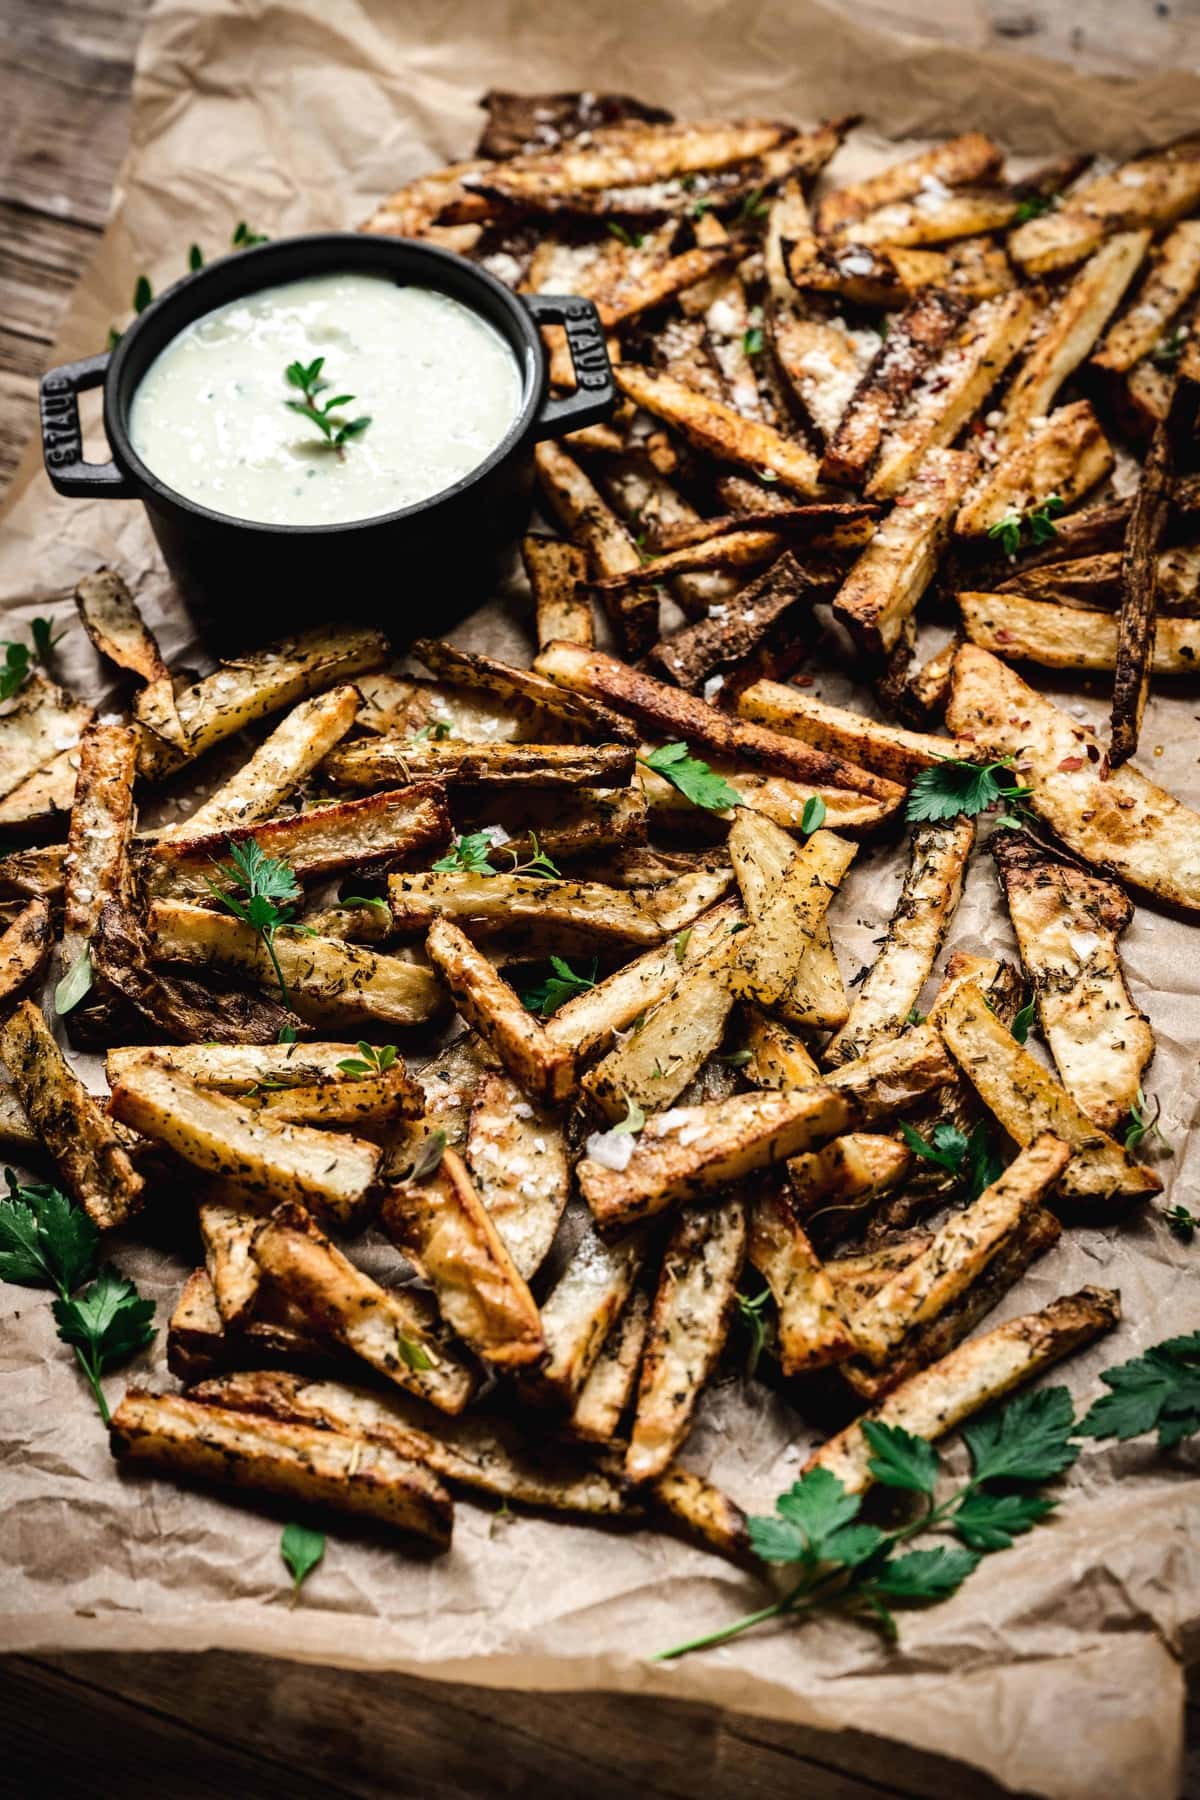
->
<box><xmin>1</xmin><ymin>4</ymin><xmax>1199</xmax><ymax>1796</ymax></box>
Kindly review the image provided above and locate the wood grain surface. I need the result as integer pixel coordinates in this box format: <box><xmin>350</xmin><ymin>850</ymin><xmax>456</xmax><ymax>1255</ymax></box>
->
<box><xmin>0</xmin><ymin>2</ymin><xmax>1196</xmax><ymax>1796</ymax></box>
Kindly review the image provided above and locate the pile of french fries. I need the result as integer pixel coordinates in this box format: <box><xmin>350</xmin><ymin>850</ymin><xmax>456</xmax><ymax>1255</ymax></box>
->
<box><xmin>9</xmin><ymin>91</ymin><xmax>1200</xmax><ymax>1564</ymax></box>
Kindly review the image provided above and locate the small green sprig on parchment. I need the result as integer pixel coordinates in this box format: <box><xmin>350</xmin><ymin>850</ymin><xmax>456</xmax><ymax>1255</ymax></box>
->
<box><xmin>0</xmin><ymin>616</ymin><xmax>66</xmax><ymax>704</ymax></box>
<box><xmin>283</xmin><ymin>357</ymin><xmax>371</xmax><ymax>454</ymax></box>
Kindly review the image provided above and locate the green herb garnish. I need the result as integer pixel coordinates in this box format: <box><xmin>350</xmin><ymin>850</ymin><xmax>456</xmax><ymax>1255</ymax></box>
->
<box><xmin>280</xmin><ymin>1523</ymin><xmax>325</xmax><ymax>1603</ymax></box>
<box><xmin>54</xmin><ymin>945</ymin><xmax>94</xmax><ymax>1017</ymax></box>
<box><xmin>207</xmin><ymin>835</ymin><xmax>308</xmax><ymax>1011</ymax></box>
<box><xmin>336</xmin><ymin>1042</ymin><xmax>398</xmax><ymax>1078</ymax></box>
<box><xmin>1011</xmin><ymin>999</ymin><xmax>1037</xmax><ymax>1045</ymax></box>
<box><xmin>640</xmin><ymin>742</ymin><xmax>741</xmax><ymax>813</ymax></box>
<box><xmin>1076</xmin><ymin>1333</ymin><xmax>1200</xmax><ymax>1448</ymax></box>
<box><xmin>0</xmin><ymin>616</ymin><xmax>66</xmax><ymax>703</ymax></box>
<box><xmin>520</xmin><ymin>955</ymin><xmax>598</xmax><ymax>1018</ymax></box>
<box><xmin>284</xmin><ymin>357</ymin><xmax>371</xmax><ymax>452</ymax></box>
<box><xmin>607</xmin><ymin>221</ymin><xmax>645</xmax><ymax>249</ymax></box>
<box><xmin>743</xmin><ymin>326</ymin><xmax>765</xmax><ymax>357</ymax></box>
<box><xmin>987</xmin><ymin>494</ymin><xmax>1066</xmax><ymax>557</ymax></box>
<box><xmin>1124</xmin><ymin>1087</ymin><xmax>1171</xmax><ymax>1155</ymax></box>
<box><xmin>899</xmin><ymin>1119</ymin><xmax>1003</xmax><ymax>1201</ymax></box>
<box><xmin>905</xmin><ymin>753</ymin><xmax>1034</xmax><ymax>827</ymax></box>
<box><xmin>1163</xmin><ymin>1204</ymin><xmax>1197</xmax><ymax>1244</ymax></box>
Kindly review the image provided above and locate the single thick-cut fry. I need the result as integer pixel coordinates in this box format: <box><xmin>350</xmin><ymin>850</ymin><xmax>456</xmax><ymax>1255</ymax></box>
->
<box><xmin>849</xmin><ymin>1134</ymin><xmax>1070</xmax><ymax>1367</ymax></box>
<box><xmin>0</xmin><ymin>750</ymin><xmax>78</xmax><ymax>830</ymax></box>
<box><xmin>955</xmin><ymin>402</ymin><xmax>1114</xmax><ymax>537</ymax></box>
<box><xmin>324</xmin><ymin>738</ymin><xmax>633</xmax><ymax>791</ymax></box>
<box><xmin>75</xmin><ymin>567</ymin><xmax>171</xmax><ymax>686</ymax></box>
<box><xmin>583</xmin><ymin>930</ymin><xmax>736</xmax><ymax>1120</ymax></box>
<box><xmin>0</xmin><ymin>898</ymin><xmax>52</xmax><ymax>1004</ymax></box>
<box><xmin>108</xmin><ymin>1060</ymin><xmax>382</xmax><ymax>1223</ymax></box>
<box><xmin>938</xmin><ymin>980</ymin><xmax>1160</xmax><ymax>1205</ymax></box>
<box><xmin>957</xmin><ymin>589</ymin><xmax>1200</xmax><ymax>672</ymax></box>
<box><xmin>821</xmin><ymin>290</ymin><xmax>964</xmax><ymax>486</ymax></box>
<box><xmin>579</xmin><ymin>1025</ymin><xmax>953</xmax><ymax>1227</ymax></box>
<box><xmin>197</xmin><ymin>1186</ymin><xmax>267</xmax><ymax>1329</ymax></box>
<box><xmin>731</xmin><ymin>827</ymin><xmax>857</xmax><ymax>1018</ymax></box>
<box><xmin>735</xmin><ymin>679</ymin><xmax>972</xmax><ymax>782</ymax></box>
<box><xmin>523</xmin><ymin>534</ymin><xmax>592</xmax><ymax>651</ymax></box>
<box><xmin>58</xmin><ymin>722</ymin><xmax>137</xmax><ymax>994</ymax></box>
<box><xmin>381</xmin><ymin>1149</ymin><xmax>545</xmax><ymax>1370</ymax></box>
<box><xmin>992</xmin><ymin>831</ymin><xmax>1152</xmax><ymax>1131</ymax></box>
<box><xmin>474</xmin><ymin>117</ymin><xmax>794</xmax><ymax>200</ymax></box>
<box><xmin>613</xmin><ymin>365</ymin><xmax>821</xmax><ymax>496</ymax></box>
<box><xmin>1093</xmin><ymin>221</ymin><xmax>1200</xmax><ymax>372</ymax></box>
<box><xmin>0</xmin><ymin>673</ymin><xmax>92</xmax><ymax>803</ymax></box>
<box><xmin>0</xmin><ymin>998</ymin><xmax>143</xmax><ymax>1230</ymax></box>
<box><xmin>188</xmin><ymin>1368</ymin><xmax>629</xmax><ymax>1516</ymax></box>
<box><xmin>252</xmin><ymin>1198</ymin><xmax>474</xmax><ymax>1413</ymax></box>
<box><xmin>464</xmin><ymin>1070</ymin><xmax>568</xmax><ymax>1279</ymax></box>
<box><xmin>741</xmin><ymin>1007</ymin><xmax>821</xmax><ymax>1091</ymax></box>
<box><xmin>806</xmin><ymin>1286</ymin><xmax>1120</xmax><ymax>1494</ymax></box>
<box><xmin>626</xmin><ymin>1194</ymin><xmax>746</xmax><ymax>1483</ymax></box>
<box><xmin>1001</xmin><ymin>233</ymin><xmax>1150</xmax><ymax>444</ymax></box>
<box><xmin>839</xmin><ymin>188</ymin><xmax>1018</xmax><ymax>249</ymax></box>
<box><xmin>1009</xmin><ymin>140</ymin><xmax>1200</xmax><ymax>274</ymax></box>
<box><xmin>1111</xmin><ymin>421</ymin><xmax>1172</xmax><ymax>766</ymax></box>
<box><xmin>107</xmin><ymin>1041</ymin><xmax>423</xmax><ymax>1132</ymax></box>
<box><xmin>825</xmin><ymin>817</ymin><xmax>974</xmax><ymax>1066</ymax></box>
<box><xmin>169</xmin><ymin>686</ymin><xmax>361</xmax><ymax>837</ymax></box>
<box><xmin>412</xmin><ymin>636</ymin><xmax>637</xmax><ymax>745</ymax></box>
<box><xmin>534</xmin><ymin>640</ymin><xmax>900</xmax><ymax>800</ymax></box>
<box><xmin>749</xmin><ymin>1181</ymin><xmax>854</xmax><ymax>1374</ymax></box>
<box><xmin>149</xmin><ymin>902</ymin><xmax>442</xmax><ymax>1028</ymax></box>
<box><xmin>648</xmin><ymin>1464</ymin><xmax>753</xmax><ymax>1565</ymax></box>
<box><xmin>640</xmin><ymin>762</ymin><xmax>899</xmax><ymax>837</ymax></box>
<box><xmin>946</xmin><ymin>641</ymin><xmax>1200</xmax><ymax>912</ymax></box>
<box><xmin>391</xmin><ymin>870</ymin><xmax>664</xmax><ymax>951</ymax></box>
<box><xmin>146</xmin><ymin>784</ymin><xmax>451</xmax><ymax>899</ymax></box>
<box><xmin>532</xmin><ymin>442</ymin><xmax>651</xmax><ymax>656</ymax></box>
<box><xmin>110</xmin><ymin>1389</ymin><xmax>454</xmax><ymax>1549</ymax></box>
<box><xmin>786</xmin><ymin>1131</ymin><xmax>911</xmax><ymax>1218</ymax></box>
<box><xmin>816</xmin><ymin>131</ymin><xmax>1003</xmax><ymax>235</ymax></box>
<box><xmin>135</xmin><ymin>624</ymin><xmax>389</xmax><ymax>778</ymax></box>
<box><xmin>727</xmin><ymin>809</ymin><xmax>849</xmax><ymax>1031</ymax></box>
<box><xmin>867</xmin><ymin>293</ymin><xmax>1033</xmax><ymax>499</ymax></box>
<box><xmin>648</xmin><ymin>553</ymin><xmax>825</xmax><ymax>693</ymax></box>
<box><xmin>825</xmin><ymin>1234</ymin><xmax>935</xmax><ymax>1307</ymax></box>
<box><xmin>544</xmin><ymin>900</ymin><xmax>738</xmax><ymax>1060</ymax></box>
<box><xmin>534</xmin><ymin>1221</ymin><xmax>648</xmax><ymax>1406</ymax></box>
<box><xmin>835</xmin><ymin>448</ymin><xmax>978</xmax><ymax>654</ymax></box>
<box><xmin>166</xmin><ymin>1267</ymin><xmax>331</xmax><ymax>1382</ymax></box>
<box><xmin>569</xmin><ymin>1286</ymin><xmax>651</xmax><ymax>1443</ymax></box>
<box><xmin>425</xmin><ymin>916</ymin><xmax>574</xmax><ymax>1105</ymax></box>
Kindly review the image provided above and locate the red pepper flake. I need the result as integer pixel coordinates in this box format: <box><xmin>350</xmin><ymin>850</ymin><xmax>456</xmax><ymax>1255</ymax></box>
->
<box><xmin>1098</xmin><ymin>754</ymin><xmax>1111</xmax><ymax>781</ymax></box>
<box><xmin>794</xmin><ymin>675</ymin><xmax>814</xmax><ymax>687</ymax></box>
<box><xmin>993</xmin><ymin>628</ymin><xmax>1014</xmax><ymax>644</ymax></box>
<box><xmin>1057</xmin><ymin>755</ymin><xmax>1085</xmax><ymax>771</ymax></box>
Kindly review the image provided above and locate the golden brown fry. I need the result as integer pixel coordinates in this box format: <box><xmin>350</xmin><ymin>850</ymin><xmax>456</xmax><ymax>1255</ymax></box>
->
<box><xmin>381</xmin><ymin>1149</ymin><xmax>544</xmax><ymax>1370</ymax></box>
<box><xmin>523</xmin><ymin>534</ymin><xmax>593</xmax><ymax>651</ymax></box>
<box><xmin>731</xmin><ymin>826</ymin><xmax>857</xmax><ymax>1018</ymax></box>
<box><xmin>821</xmin><ymin>290</ymin><xmax>964</xmax><ymax>486</ymax></box>
<box><xmin>569</xmin><ymin>1286</ymin><xmax>651</xmax><ymax>1443</ymax></box>
<box><xmin>58</xmin><ymin>722</ymin><xmax>137</xmax><ymax>997</ymax></box>
<box><xmin>390</xmin><ymin>870</ymin><xmax>666</xmax><ymax>951</ymax></box>
<box><xmin>825</xmin><ymin>817</ymin><xmax>974</xmax><ymax>1066</ymax></box>
<box><xmin>464</xmin><ymin>1070</ymin><xmax>568</xmax><ymax>1279</ymax></box>
<box><xmin>955</xmin><ymin>401</ymin><xmax>1114</xmax><ymax>537</ymax></box>
<box><xmin>196</xmin><ymin>1186</ymin><xmax>267</xmax><ymax>1329</ymax></box>
<box><xmin>582</xmin><ymin>928</ymin><xmax>737</xmax><ymax>1120</ymax></box>
<box><xmin>252</xmin><ymin>1198</ymin><xmax>474</xmax><ymax>1413</ymax></box>
<box><xmin>748</xmin><ymin>1181</ymin><xmax>854</xmax><ymax>1373</ymax></box>
<box><xmin>534</xmin><ymin>1220</ymin><xmax>648</xmax><ymax>1406</ymax></box>
<box><xmin>0</xmin><ymin>750</ymin><xmax>78</xmax><ymax>830</ymax></box>
<box><xmin>835</xmin><ymin>448</ymin><xmax>978</xmax><ymax>653</ymax></box>
<box><xmin>727</xmin><ymin>810</ymin><xmax>849</xmax><ymax>1031</ymax></box>
<box><xmin>170</xmin><ymin>686</ymin><xmax>362</xmax><ymax>837</ymax></box>
<box><xmin>425</xmin><ymin>916</ymin><xmax>574</xmax><ymax>1104</ymax></box>
<box><xmin>110</xmin><ymin>1388</ymin><xmax>454</xmax><ymax>1549</ymax></box>
<box><xmin>1009</xmin><ymin>140</ymin><xmax>1200</xmax><ymax>274</ymax></box>
<box><xmin>840</xmin><ymin>188</ymin><xmax>1018</xmax><ymax>249</ymax></box>
<box><xmin>412</xmin><ymin>636</ymin><xmax>637</xmax><ymax>746</ymax></box>
<box><xmin>0</xmin><ymin>998</ymin><xmax>143</xmax><ymax>1229</ymax></box>
<box><xmin>785</xmin><ymin>1131</ymin><xmax>911</xmax><ymax>1219</ymax></box>
<box><xmin>0</xmin><ymin>673</ymin><xmax>92</xmax><ymax>804</ymax></box>
<box><xmin>938</xmin><ymin>980</ymin><xmax>1161</xmax><ymax>1206</ymax></box>
<box><xmin>946</xmin><ymin>641</ymin><xmax>1200</xmax><ymax>912</ymax></box>
<box><xmin>324</xmin><ymin>738</ymin><xmax>633</xmax><ymax>792</ymax></box>
<box><xmin>1092</xmin><ymin>221</ymin><xmax>1200</xmax><ymax>373</ymax></box>
<box><xmin>735</xmin><ymin>679</ymin><xmax>972</xmax><ymax>783</ymax></box>
<box><xmin>958</xmin><ymin>588</ymin><xmax>1200</xmax><ymax>672</ymax></box>
<box><xmin>626</xmin><ymin>1194</ymin><xmax>746</xmax><ymax>1482</ymax></box>
<box><xmin>806</xmin><ymin>1287</ymin><xmax>1120</xmax><ymax>1494</ymax></box>
<box><xmin>613</xmin><ymin>365</ymin><xmax>821</xmax><ymax>495</ymax></box>
<box><xmin>816</xmin><ymin>132</ymin><xmax>1003</xmax><ymax>236</ymax></box>
<box><xmin>0</xmin><ymin>898</ymin><xmax>52</xmax><ymax>1004</ymax></box>
<box><xmin>1112</xmin><ymin>421</ymin><xmax>1172</xmax><ymax>766</ymax></box>
<box><xmin>473</xmin><ymin>117</ymin><xmax>795</xmax><ymax>201</ymax></box>
<box><xmin>991</xmin><ymin>831</ymin><xmax>1152</xmax><ymax>1131</ymax></box>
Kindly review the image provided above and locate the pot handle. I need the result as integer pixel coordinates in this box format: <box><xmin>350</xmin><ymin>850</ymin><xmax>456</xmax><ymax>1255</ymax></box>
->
<box><xmin>39</xmin><ymin>352</ymin><xmax>136</xmax><ymax>498</ymax></box>
<box><xmin>521</xmin><ymin>294</ymin><xmax>616</xmax><ymax>440</ymax></box>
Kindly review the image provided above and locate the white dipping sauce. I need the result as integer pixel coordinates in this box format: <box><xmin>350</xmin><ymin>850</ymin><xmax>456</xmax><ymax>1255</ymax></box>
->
<box><xmin>129</xmin><ymin>273</ymin><xmax>523</xmax><ymax>526</ymax></box>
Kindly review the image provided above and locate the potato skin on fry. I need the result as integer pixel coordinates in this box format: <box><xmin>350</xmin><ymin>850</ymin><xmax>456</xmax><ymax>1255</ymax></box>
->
<box><xmin>110</xmin><ymin>1388</ymin><xmax>454</xmax><ymax>1549</ymax></box>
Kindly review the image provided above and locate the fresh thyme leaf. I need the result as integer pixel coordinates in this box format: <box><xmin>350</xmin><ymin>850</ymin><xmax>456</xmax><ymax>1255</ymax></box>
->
<box><xmin>133</xmin><ymin>274</ymin><xmax>153</xmax><ymax>314</ymax></box>
<box><xmin>611</xmin><ymin>1096</ymin><xmax>646</xmax><ymax>1137</ymax></box>
<box><xmin>1076</xmin><ymin>1333</ymin><xmax>1200</xmax><ymax>1448</ymax></box>
<box><xmin>740</xmin><ymin>186</ymin><xmax>769</xmax><ymax>221</ymax></box>
<box><xmin>799</xmin><ymin>795</ymin><xmax>826</xmax><ymax>836</ymax></box>
<box><xmin>30</xmin><ymin>617</ymin><xmax>65</xmax><ymax>662</ymax></box>
<box><xmin>641</xmin><ymin>742</ymin><xmax>741</xmax><ymax>813</ymax></box>
<box><xmin>508</xmin><ymin>829</ymin><xmax>562</xmax><ymax>881</ymax></box>
<box><xmin>1011</xmin><ymin>999</ymin><xmax>1037</xmax><ymax>1044</ymax></box>
<box><xmin>1164</xmin><ymin>1203</ymin><xmax>1197</xmax><ymax>1243</ymax></box>
<box><xmin>1124</xmin><ymin>1087</ymin><xmax>1171</xmax><ymax>1154</ymax></box>
<box><xmin>53</xmin><ymin>945</ymin><xmax>94</xmax><ymax>1016</ymax></box>
<box><xmin>906</xmin><ymin>1005</ymin><xmax>926</xmax><ymax>1026</ymax></box>
<box><xmin>283</xmin><ymin>356</ymin><xmax>371</xmax><ymax>451</ymax></box>
<box><xmin>407</xmin><ymin>1129</ymin><xmax>447</xmax><ymax>1183</ymax></box>
<box><xmin>735</xmin><ymin>1286</ymin><xmax>772</xmax><ymax>1377</ymax></box>
<box><xmin>280</xmin><ymin>1522</ymin><xmax>325</xmax><ymax>1600</ymax></box>
<box><xmin>862</xmin><ymin>1420</ymin><xmax>939</xmax><ymax>1496</ymax></box>
<box><xmin>433</xmin><ymin>831</ymin><xmax>499</xmax><ymax>875</ymax></box>
<box><xmin>905</xmin><ymin>753</ymin><xmax>1033</xmax><ymax>826</ymax></box>
<box><xmin>232</xmin><ymin>221</ymin><xmax>270</xmax><ymax>248</ymax></box>
<box><xmin>396</xmin><ymin>1335</ymin><xmax>436</xmax><ymax>1371</ymax></box>
<box><xmin>278</xmin><ymin>1024</ymin><xmax>298</xmax><ymax>1044</ymax></box>
<box><xmin>742</xmin><ymin>325</ymin><xmax>764</xmax><ymax>356</ymax></box>
<box><xmin>337</xmin><ymin>1041</ymin><xmax>398</xmax><ymax>1078</ymax></box>
<box><xmin>606</xmin><ymin>221</ymin><xmax>644</xmax><ymax>248</ymax></box>
<box><xmin>520</xmin><ymin>955</ymin><xmax>597</xmax><ymax>1018</ymax></box>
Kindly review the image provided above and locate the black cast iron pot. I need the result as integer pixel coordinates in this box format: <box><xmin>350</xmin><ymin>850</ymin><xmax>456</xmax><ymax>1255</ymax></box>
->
<box><xmin>39</xmin><ymin>233</ymin><xmax>615</xmax><ymax>651</ymax></box>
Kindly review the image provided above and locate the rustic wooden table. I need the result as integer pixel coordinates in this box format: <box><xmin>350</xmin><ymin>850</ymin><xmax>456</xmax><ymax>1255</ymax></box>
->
<box><xmin>0</xmin><ymin>2</ymin><xmax>1196</xmax><ymax>1795</ymax></box>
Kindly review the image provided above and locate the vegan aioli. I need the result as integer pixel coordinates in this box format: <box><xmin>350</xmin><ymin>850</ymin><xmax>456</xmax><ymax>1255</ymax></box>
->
<box><xmin>128</xmin><ymin>273</ymin><xmax>523</xmax><ymax>526</ymax></box>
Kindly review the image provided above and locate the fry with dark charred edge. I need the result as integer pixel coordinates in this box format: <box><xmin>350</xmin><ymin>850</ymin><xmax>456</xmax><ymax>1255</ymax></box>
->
<box><xmin>533</xmin><ymin>640</ymin><xmax>902</xmax><ymax>800</ymax></box>
<box><xmin>0</xmin><ymin>674</ymin><xmax>92</xmax><ymax>807</ymax></box>
<box><xmin>411</xmin><ymin>635</ymin><xmax>638</xmax><ymax>746</ymax></box>
<box><xmin>425</xmin><ymin>915</ymin><xmax>574</xmax><ymax>1105</ymax></box>
<box><xmin>1092</xmin><ymin>221</ymin><xmax>1200</xmax><ymax>373</ymax></box>
<box><xmin>381</xmin><ymin>1149</ymin><xmax>545</xmax><ymax>1370</ymax></box>
<box><xmin>991</xmin><ymin>830</ymin><xmax>1153</xmax><ymax>1131</ymax></box>
<box><xmin>0</xmin><ymin>752</ymin><xmax>78</xmax><ymax>831</ymax></box>
<box><xmin>727</xmin><ymin>810</ymin><xmax>849</xmax><ymax>1031</ymax></box>
<box><xmin>820</xmin><ymin>290</ymin><xmax>964</xmax><ymax>486</ymax></box>
<box><xmin>197</xmin><ymin>1186</ymin><xmax>267</xmax><ymax>1329</ymax></box>
<box><xmin>470</xmin><ymin>118</ymin><xmax>797</xmax><ymax>202</ymax></box>
<box><xmin>946</xmin><ymin>641</ymin><xmax>1200</xmax><ymax>912</ymax></box>
<box><xmin>523</xmin><ymin>534</ymin><xmax>592</xmax><ymax>651</ymax></box>
<box><xmin>74</xmin><ymin>567</ymin><xmax>173</xmax><ymax>688</ymax></box>
<box><xmin>653</xmin><ymin>505</ymin><xmax>879</xmax><ymax>555</ymax></box>
<box><xmin>731</xmin><ymin>826</ymin><xmax>857</xmax><ymax>1019</ymax></box>
<box><xmin>109</xmin><ymin>1389</ymin><xmax>455</xmax><ymax>1549</ymax></box>
<box><xmin>165</xmin><ymin>1266</ymin><xmax>332</xmax><ymax>1383</ymax></box>
<box><xmin>647</xmin><ymin>552</ymin><xmax>825</xmax><ymax>694</ymax></box>
<box><xmin>252</xmin><ymin>1198</ymin><xmax>475</xmax><ymax>1413</ymax></box>
<box><xmin>613</xmin><ymin>365</ymin><xmax>822</xmax><ymax>495</ymax></box>
<box><xmin>786</xmin><ymin>1132</ymin><xmax>911</xmax><ymax>1219</ymax></box>
<box><xmin>938</xmin><ymin>979</ymin><xmax>1161</xmax><ymax>1206</ymax></box>
<box><xmin>323</xmin><ymin>739</ymin><xmax>635</xmax><ymax>791</ymax></box>
<box><xmin>390</xmin><ymin>870</ymin><xmax>667</xmax><ymax>951</ymax></box>
<box><xmin>626</xmin><ymin>1194</ymin><xmax>746</xmax><ymax>1482</ymax></box>
<box><xmin>749</xmin><ymin>1179</ymin><xmax>854</xmax><ymax>1374</ymax></box>
<box><xmin>0</xmin><ymin>998</ymin><xmax>144</xmax><ymax>1230</ymax></box>
<box><xmin>1111</xmin><ymin>421</ymin><xmax>1171</xmax><ymax>766</ymax></box>
<box><xmin>805</xmin><ymin>1286</ymin><xmax>1120</xmax><ymax>1494</ymax></box>
<box><xmin>532</xmin><ymin>441</ymin><xmax>654</xmax><ymax>658</ymax></box>
<box><xmin>825</xmin><ymin>817</ymin><xmax>974</xmax><ymax>1066</ymax></box>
